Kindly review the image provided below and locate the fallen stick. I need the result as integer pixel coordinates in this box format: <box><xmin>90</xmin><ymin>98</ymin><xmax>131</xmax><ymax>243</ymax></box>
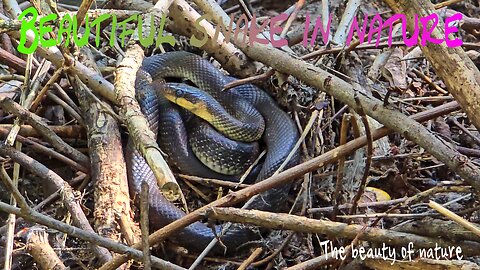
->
<box><xmin>74</xmin><ymin>58</ymin><xmax>133</xmax><ymax>246</ymax></box>
<box><xmin>0</xmin><ymin>124</ymin><xmax>85</xmax><ymax>138</ymax></box>
<box><xmin>115</xmin><ymin>45</ymin><xmax>180</xmax><ymax>200</ymax></box>
<box><xmin>21</xmin><ymin>227</ymin><xmax>67</xmax><ymax>270</ymax></box>
<box><xmin>204</xmin><ymin>207</ymin><xmax>480</xmax><ymax>256</ymax></box>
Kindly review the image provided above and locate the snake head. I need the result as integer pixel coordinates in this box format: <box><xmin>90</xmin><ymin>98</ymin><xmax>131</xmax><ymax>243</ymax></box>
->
<box><xmin>162</xmin><ymin>84</ymin><xmax>214</xmax><ymax>122</ymax></box>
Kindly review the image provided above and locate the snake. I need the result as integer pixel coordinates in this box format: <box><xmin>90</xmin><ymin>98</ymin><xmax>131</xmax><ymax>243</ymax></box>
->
<box><xmin>126</xmin><ymin>51</ymin><xmax>300</xmax><ymax>253</ymax></box>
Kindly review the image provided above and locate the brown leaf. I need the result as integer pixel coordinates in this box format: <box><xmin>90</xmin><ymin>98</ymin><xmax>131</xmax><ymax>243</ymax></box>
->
<box><xmin>382</xmin><ymin>48</ymin><xmax>408</xmax><ymax>91</ymax></box>
<box><xmin>434</xmin><ymin>117</ymin><xmax>452</xmax><ymax>139</ymax></box>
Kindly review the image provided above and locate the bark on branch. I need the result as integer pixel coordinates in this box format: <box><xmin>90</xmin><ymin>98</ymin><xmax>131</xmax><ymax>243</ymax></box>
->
<box><xmin>114</xmin><ymin>44</ymin><xmax>180</xmax><ymax>201</ymax></box>
<box><xmin>204</xmin><ymin>207</ymin><xmax>480</xmax><ymax>256</ymax></box>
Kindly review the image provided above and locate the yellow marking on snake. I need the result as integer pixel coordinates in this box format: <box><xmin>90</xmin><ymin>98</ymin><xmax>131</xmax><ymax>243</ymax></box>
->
<box><xmin>164</xmin><ymin>94</ymin><xmax>214</xmax><ymax>122</ymax></box>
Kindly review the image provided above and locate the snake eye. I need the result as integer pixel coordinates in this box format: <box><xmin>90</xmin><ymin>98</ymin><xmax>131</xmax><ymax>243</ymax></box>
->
<box><xmin>175</xmin><ymin>88</ymin><xmax>184</xmax><ymax>98</ymax></box>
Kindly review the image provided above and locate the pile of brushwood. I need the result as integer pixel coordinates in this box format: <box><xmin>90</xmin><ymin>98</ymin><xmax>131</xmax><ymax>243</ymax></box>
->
<box><xmin>0</xmin><ymin>0</ymin><xmax>480</xmax><ymax>269</ymax></box>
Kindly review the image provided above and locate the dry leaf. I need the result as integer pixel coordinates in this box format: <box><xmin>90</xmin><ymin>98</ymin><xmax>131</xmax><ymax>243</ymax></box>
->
<box><xmin>382</xmin><ymin>48</ymin><xmax>408</xmax><ymax>91</ymax></box>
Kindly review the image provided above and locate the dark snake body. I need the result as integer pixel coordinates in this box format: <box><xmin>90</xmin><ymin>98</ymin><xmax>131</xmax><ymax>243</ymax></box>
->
<box><xmin>158</xmin><ymin>82</ymin><xmax>263</xmax><ymax>175</ymax></box>
<box><xmin>126</xmin><ymin>51</ymin><xmax>300</xmax><ymax>253</ymax></box>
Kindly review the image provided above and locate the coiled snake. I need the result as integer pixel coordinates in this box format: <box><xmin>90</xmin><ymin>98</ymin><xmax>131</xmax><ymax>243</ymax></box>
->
<box><xmin>126</xmin><ymin>51</ymin><xmax>300</xmax><ymax>253</ymax></box>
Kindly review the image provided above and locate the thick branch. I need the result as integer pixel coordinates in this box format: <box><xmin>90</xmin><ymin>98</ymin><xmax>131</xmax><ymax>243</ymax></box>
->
<box><xmin>114</xmin><ymin>44</ymin><xmax>180</xmax><ymax>200</ymax></box>
<box><xmin>74</xmin><ymin>67</ymin><xmax>132</xmax><ymax>245</ymax></box>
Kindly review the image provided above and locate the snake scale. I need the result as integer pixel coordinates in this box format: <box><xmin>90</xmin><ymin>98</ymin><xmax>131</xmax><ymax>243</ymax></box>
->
<box><xmin>126</xmin><ymin>51</ymin><xmax>300</xmax><ymax>253</ymax></box>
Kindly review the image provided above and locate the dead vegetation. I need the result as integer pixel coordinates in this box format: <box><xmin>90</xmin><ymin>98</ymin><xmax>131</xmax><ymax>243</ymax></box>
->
<box><xmin>0</xmin><ymin>0</ymin><xmax>480</xmax><ymax>269</ymax></box>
